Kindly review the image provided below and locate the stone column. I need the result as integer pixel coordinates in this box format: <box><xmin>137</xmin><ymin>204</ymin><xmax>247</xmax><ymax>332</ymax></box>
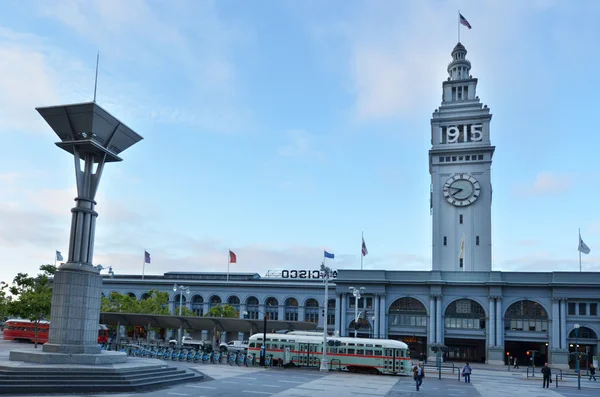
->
<box><xmin>298</xmin><ymin>306</ymin><xmax>306</xmax><ymax>324</ymax></box>
<box><xmin>379</xmin><ymin>294</ymin><xmax>387</xmax><ymax>339</ymax></box>
<box><xmin>435</xmin><ymin>296</ymin><xmax>443</xmax><ymax>344</ymax></box>
<box><xmin>374</xmin><ymin>295</ymin><xmax>380</xmax><ymax>338</ymax></box>
<box><xmin>488</xmin><ymin>297</ymin><xmax>496</xmax><ymax>347</ymax></box>
<box><xmin>551</xmin><ymin>298</ymin><xmax>560</xmax><ymax>349</ymax></box>
<box><xmin>341</xmin><ymin>294</ymin><xmax>347</xmax><ymax>337</ymax></box>
<box><xmin>429</xmin><ymin>296</ymin><xmax>436</xmax><ymax>345</ymax></box>
<box><xmin>560</xmin><ymin>299</ymin><xmax>567</xmax><ymax>350</ymax></box>
<box><xmin>495</xmin><ymin>297</ymin><xmax>503</xmax><ymax>347</ymax></box>
<box><xmin>334</xmin><ymin>294</ymin><xmax>341</xmax><ymax>335</ymax></box>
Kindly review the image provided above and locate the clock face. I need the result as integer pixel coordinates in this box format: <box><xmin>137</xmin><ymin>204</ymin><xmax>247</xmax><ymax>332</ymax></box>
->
<box><xmin>443</xmin><ymin>174</ymin><xmax>480</xmax><ymax>207</ymax></box>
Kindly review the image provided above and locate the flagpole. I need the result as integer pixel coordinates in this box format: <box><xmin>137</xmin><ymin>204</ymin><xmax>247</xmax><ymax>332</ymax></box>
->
<box><xmin>458</xmin><ymin>10</ymin><xmax>460</xmax><ymax>43</ymax></box>
<box><xmin>360</xmin><ymin>231</ymin><xmax>364</xmax><ymax>270</ymax></box>
<box><xmin>579</xmin><ymin>229</ymin><xmax>582</xmax><ymax>272</ymax></box>
<box><xmin>227</xmin><ymin>251</ymin><xmax>230</xmax><ymax>282</ymax></box>
<box><xmin>142</xmin><ymin>249</ymin><xmax>145</xmax><ymax>280</ymax></box>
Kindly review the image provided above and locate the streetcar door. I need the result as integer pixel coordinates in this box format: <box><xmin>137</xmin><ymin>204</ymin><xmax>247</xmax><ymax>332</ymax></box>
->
<box><xmin>391</xmin><ymin>348</ymin><xmax>397</xmax><ymax>372</ymax></box>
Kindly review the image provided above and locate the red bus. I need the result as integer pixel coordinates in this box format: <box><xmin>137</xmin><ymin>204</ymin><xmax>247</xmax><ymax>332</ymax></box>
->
<box><xmin>3</xmin><ymin>319</ymin><xmax>109</xmax><ymax>344</ymax></box>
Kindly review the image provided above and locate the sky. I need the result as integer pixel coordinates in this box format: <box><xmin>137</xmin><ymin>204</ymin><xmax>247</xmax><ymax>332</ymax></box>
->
<box><xmin>1</xmin><ymin>0</ymin><xmax>599</xmax><ymax>284</ymax></box>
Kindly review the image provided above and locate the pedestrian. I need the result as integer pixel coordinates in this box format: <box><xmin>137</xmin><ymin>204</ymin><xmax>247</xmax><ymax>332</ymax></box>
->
<box><xmin>413</xmin><ymin>362</ymin><xmax>424</xmax><ymax>391</ymax></box>
<box><xmin>513</xmin><ymin>357</ymin><xmax>519</xmax><ymax>369</ymax></box>
<box><xmin>541</xmin><ymin>362</ymin><xmax>552</xmax><ymax>388</ymax></box>
<box><xmin>462</xmin><ymin>362</ymin><xmax>472</xmax><ymax>383</ymax></box>
<box><xmin>589</xmin><ymin>363</ymin><xmax>597</xmax><ymax>381</ymax></box>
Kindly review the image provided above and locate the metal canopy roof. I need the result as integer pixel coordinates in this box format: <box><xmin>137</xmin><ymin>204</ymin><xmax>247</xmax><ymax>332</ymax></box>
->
<box><xmin>99</xmin><ymin>312</ymin><xmax>318</xmax><ymax>333</ymax></box>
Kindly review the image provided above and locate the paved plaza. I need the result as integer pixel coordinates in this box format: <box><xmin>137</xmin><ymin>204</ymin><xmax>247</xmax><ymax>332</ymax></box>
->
<box><xmin>2</xmin><ymin>341</ymin><xmax>599</xmax><ymax>397</ymax></box>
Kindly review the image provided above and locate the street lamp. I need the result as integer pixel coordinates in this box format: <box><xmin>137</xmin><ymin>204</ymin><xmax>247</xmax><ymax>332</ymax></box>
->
<box><xmin>243</xmin><ymin>308</ymin><xmax>269</xmax><ymax>366</ymax></box>
<box><xmin>173</xmin><ymin>284</ymin><xmax>190</xmax><ymax>346</ymax></box>
<box><xmin>320</xmin><ymin>263</ymin><xmax>332</xmax><ymax>372</ymax></box>
<box><xmin>349</xmin><ymin>287</ymin><xmax>366</xmax><ymax>338</ymax></box>
<box><xmin>574</xmin><ymin>323</ymin><xmax>581</xmax><ymax>390</ymax></box>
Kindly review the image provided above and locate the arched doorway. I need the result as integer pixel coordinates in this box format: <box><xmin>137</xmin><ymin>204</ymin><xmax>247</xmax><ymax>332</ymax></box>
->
<box><xmin>388</xmin><ymin>297</ymin><xmax>428</xmax><ymax>359</ymax></box>
<box><xmin>304</xmin><ymin>298</ymin><xmax>319</xmax><ymax>323</ymax></box>
<box><xmin>285</xmin><ymin>298</ymin><xmax>299</xmax><ymax>321</ymax></box>
<box><xmin>568</xmin><ymin>326</ymin><xmax>598</xmax><ymax>369</ymax></box>
<box><xmin>444</xmin><ymin>299</ymin><xmax>486</xmax><ymax>363</ymax></box>
<box><xmin>504</xmin><ymin>300</ymin><xmax>549</xmax><ymax>367</ymax></box>
<box><xmin>265</xmin><ymin>297</ymin><xmax>279</xmax><ymax>320</ymax></box>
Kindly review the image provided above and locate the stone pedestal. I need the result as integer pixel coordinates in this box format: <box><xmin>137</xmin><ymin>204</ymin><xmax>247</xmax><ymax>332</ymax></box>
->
<box><xmin>550</xmin><ymin>349</ymin><xmax>570</xmax><ymax>369</ymax></box>
<box><xmin>487</xmin><ymin>346</ymin><xmax>505</xmax><ymax>365</ymax></box>
<box><xmin>42</xmin><ymin>266</ymin><xmax>102</xmax><ymax>355</ymax></box>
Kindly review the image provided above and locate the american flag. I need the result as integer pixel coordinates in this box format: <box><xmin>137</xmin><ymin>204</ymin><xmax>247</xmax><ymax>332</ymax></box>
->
<box><xmin>460</xmin><ymin>14</ymin><xmax>472</xmax><ymax>29</ymax></box>
<box><xmin>362</xmin><ymin>237</ymin><xmax>368</xmax><ymax>257</ymax></box>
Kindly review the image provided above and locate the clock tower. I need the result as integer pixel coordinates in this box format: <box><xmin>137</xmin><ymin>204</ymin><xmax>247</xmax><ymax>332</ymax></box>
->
<box><xmin>429</xmin><ymin>43</ymin><xmax>494</xmax><ymax>272</ymax></box>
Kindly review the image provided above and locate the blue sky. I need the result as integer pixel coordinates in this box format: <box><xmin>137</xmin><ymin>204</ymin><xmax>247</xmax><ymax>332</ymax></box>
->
<box><xmin>1</xmin><ymin>0</ymin><xmax>599</xmax><ymax>283</ymax></box>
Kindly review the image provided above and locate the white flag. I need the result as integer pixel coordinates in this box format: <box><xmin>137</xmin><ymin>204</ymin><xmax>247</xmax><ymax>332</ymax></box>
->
<box><xmin>578</xmin><ymin>234</ymin><xmax>591</xmax><ymax>255</ymax></box>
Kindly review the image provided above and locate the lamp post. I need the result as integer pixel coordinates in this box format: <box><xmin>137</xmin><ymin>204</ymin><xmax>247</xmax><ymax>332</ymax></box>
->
<box><xmin>242</xmin><ymin>307</ymin><xmax>269</xmax><ymax>366</ymax></box>
<box><xmin>31</xmin><ymin>102</ymin><xmax>142</xmax><ymax>363</ymax></box>
<box><xmin>173</xmin><ymin>284</ymin><xmax>190</xmax><ymax>346</ymax></box>
<box><xmin>320</xmin><ymin>263</ymin><xmax>332</xmax><ymax>371</ymax></box>
<box><xmin>349</xmin><ymin>287</ymin><xmax>366</xmax><ymax>338</ymax></box>
<box><xmin>574</xmin><ymin>323</ymin><xmax>581</xmax><ymax>390</ymax></box>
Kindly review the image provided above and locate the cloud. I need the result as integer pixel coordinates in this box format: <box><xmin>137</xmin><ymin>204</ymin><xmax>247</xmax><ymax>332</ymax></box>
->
<box><xmin>34</xmin><ymin>0</ymin><xmax>254</xmax><ymax>133</ymax></box>
<box><xmin>277</xmin><ymin>129</ymin><xmax>322</xmax><ymax>158</ymax></box>
<box><xmin>519</xmin><ymin>172</ymin><xmax>572</xmax><ymax>195</ymax></box>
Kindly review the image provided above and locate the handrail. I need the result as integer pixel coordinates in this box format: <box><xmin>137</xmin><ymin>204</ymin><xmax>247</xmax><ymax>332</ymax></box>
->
<box><xmin>329</xmin><ymin>358</ymin><xmax>342</xmax><ymax>371</ymax></box>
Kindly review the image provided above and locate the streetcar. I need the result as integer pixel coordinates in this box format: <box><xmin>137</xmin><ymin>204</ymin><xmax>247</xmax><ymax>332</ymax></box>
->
<box><xmin>3</xmin><ymin>319</ymin><xmax>109</xmax><ymax>344</ymax></box>
<box><xmin>248</xmin><ymin>331</ymin><xmax>412</xmax><ymax>375</ymax></box>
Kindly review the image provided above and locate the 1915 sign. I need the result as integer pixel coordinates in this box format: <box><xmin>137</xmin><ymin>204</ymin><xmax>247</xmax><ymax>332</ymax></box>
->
<box><xmin>440</xmin><ymin>124</ymin><xmax>483</xmax><ymax>144</ymax></box>
<box><xmin>281</xmin><ymin>270</ymin><xmax>338</xmax><ymax>279</ymax></box>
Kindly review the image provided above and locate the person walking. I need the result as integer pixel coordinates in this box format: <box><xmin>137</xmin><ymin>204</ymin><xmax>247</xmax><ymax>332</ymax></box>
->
<box><xmin>462</xmin><ymin>362</ymin><xmax>472</xmax><ymax>383</ymax></box>
<box><xmin>589</xmin><ymin>363</ymin><xmax>597</xmax><ymax>381</ymax></box>
<box><xmin>513</xmin><ymin>357</ymin><xmax>519</xmax><ymax>369</ymax></box>
<box><xmin>541</xmin><ymin>362</ymin><xmax>552</xmax><ymax>388</ymax></box>
<box><xmin>413</xmin><ymin>362</ymin><xmax>424</xmax><ymax>391</ymax></box>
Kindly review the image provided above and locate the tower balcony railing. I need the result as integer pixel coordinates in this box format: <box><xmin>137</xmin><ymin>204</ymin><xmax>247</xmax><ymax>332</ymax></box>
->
<box><xmin>447</xmin><ymin>59</ymin><xmax>472</xmax><ymax>69</ymax></box>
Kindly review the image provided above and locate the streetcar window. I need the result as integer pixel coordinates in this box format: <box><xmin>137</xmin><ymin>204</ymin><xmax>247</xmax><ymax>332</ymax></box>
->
<box><xmin>375</xmin><ymin>345</ymin><xmax>382</xmax><ymax>348</ymax></box>
<box><xmin>249</xmin><ymin>343</ymin><xmax>256</xmax><ymax>347</ymax></box>
<box><xmin>347</xmin><ymin>349</ymin><xmax>355</xmax><ymax>354</ymax></box>
<box><xmin>365</xmin><ymin>350</ymin><xmax>374</xmax><ymax>355</ymax></box>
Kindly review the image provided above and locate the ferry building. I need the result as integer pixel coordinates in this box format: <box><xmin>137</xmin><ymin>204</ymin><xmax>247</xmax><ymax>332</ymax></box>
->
<box><xmin>101</xmin><ymin>43</ymin><xmax>599</xmax><ymax>370</ymax></box>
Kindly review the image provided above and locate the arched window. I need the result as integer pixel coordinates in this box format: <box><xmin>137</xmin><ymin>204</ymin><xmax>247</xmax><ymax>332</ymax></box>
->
<box><xmin>327</xmin><ymin>299</ymin><xmax>336</xmax><ymax>326</ymax></box>
<box><xmin>285</xmin><ymin>298</ymin><xmax>299</xmax><ymax>321</ymax></box>
<box><xmin>245</xmin><ymin>296</ymin><xmax>259</xmax><ymax>319</ymax></box>
<box><xmin>304</xmin><ymin>298</ymin><xmax>319</xmax><ymax>323</ymax></box>
<box><xmin>191</xmin><ymin>295</ymin><xmax>204</xmax><ymax>316</ymax></box>
<box><xmin>101</xmin><ymin>292</ymin><xmax>106</xmax><ymax>298</ymax></box>
<box><xmin>126</xmin><ymin>292</ymin><xmax>136</xmax><ymax>299</ymax></box>
<box><xmin>445</xmin><ymin>299</ymin><xmax>486</xmax><ymax>329</ymax></box>
<box><xmin>266</xmin><ymin>297</ymin><xmax>279</xmax><ymax>320</ymax></box>
<box><xmin>568</xmin><ymin>326</ymin><xmax>597</xmax><ymax>340</ymax></box>
<box><xmin>209</xmin><ymin>295</ymin><xmax>222</xmax><ymax>309</ymax></box>
<box><xmin>140</xmin><ymin>292</ymin><xmax>149</xmax><ymax>300</ymax></box>
<box><xmin>228</xmin><ymin>296</ymin><xmax>240</xmax><ymax>315</ymax></box>
<box><xmin>505</xmin><ymin>300</ymin><xmax>548</xmax><ymax>332</ymax></box>
<box><xmin>174</xmin><ymin>294</ymin><xmax>187</xmax><ymax>314</ymax></box>
<box><xmin>389</xmin><ymin>297</ymin><xmax>427</xmax><ymax>327</ymax></box>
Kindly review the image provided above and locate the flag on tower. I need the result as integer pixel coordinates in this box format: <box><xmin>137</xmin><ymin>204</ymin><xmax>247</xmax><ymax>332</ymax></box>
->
<box><xmin>362</xmin><ymin>237</ymin><xmax>368</xmax><ymax>257</ymax></box>
<box><xmin>55</xmin><ymin>250</ymin><xmax>63</xmax><ymax>262</ymax></box>
<box><xmin>459</xmin><ymin>13</ymin><xmax>472</xmax><ymax>29</ymax></box>
<box><xmin>144</xmin><ymin>250</ymin><xmax>151</xmax><ymax>264</ymax></box>
<box><xmin>324</xmin><ymin>250</ymin><xmax>335</xmax><ymax>259</ymax></box>
<box><xmin>578</xmin><ymin>233</ymin><xmax>591</xmax><ymax>255</ymax></box>
<box><xmin>229</xmin><ymin>250</ymin><xmax>237</xmax><ymax>263</ymax></box>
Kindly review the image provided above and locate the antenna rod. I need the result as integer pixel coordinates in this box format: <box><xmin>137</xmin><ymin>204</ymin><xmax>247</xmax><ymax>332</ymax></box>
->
<box><xmin>93</xmin><ymin>51</ymin><xmax>99</xmax><ymax>102</ymax></box>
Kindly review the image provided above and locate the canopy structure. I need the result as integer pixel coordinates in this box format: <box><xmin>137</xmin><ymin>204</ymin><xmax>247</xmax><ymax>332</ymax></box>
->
<box><xmin>99</xmin><ymin>312</ymin><xmax>318</xmax><ymax>333</ymax></box>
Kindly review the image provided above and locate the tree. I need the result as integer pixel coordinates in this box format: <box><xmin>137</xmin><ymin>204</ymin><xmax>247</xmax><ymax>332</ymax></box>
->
<box><xmin>100</xmin><ymin>289</ymin><xmax>171</xmax><ymax>315</ymax></box>
<box><xmin>205</xmin><ymin>304</ymin><xmax>238</xmax><ymax>318</ymax></box>
<box><xmin>0</xmin><ymin>281</ymin><xmax>12</xmax><ymax>321</ymax></box>
<box><xmin>6</xmin><ymin>264</ymin><xmax>56</xmax><ymax>348</ymax></box>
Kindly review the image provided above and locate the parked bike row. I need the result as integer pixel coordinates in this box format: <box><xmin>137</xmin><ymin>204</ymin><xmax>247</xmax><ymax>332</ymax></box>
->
<box><xmin>100</xmin><ymin>343</ymin><xmax>273</xmax><ymax>367</ymax></box>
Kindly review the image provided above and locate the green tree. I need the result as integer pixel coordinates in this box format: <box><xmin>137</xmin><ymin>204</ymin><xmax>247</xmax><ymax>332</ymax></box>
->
<box><xmin>0</xmin><ymin>281</ymin><xmax>13</xmax><ymax>321</ymax></box>
<box><xmin>6</xmin><ymin>264</ymin><xmax>56</xmax><ymax>348</ymax></box>
<box><xmin>205</xmin><ymin>304</ymin><xmax>238</xmax><ymax>318</ymax></box>
<box><xmin>100</xmin><ymin>289</ymin><xmax>172</xmax><ymax>315</ymax></box>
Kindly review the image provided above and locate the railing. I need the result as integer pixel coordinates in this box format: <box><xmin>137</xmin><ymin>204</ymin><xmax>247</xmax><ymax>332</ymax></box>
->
<box><xmin>329</xmin><ymin>359</ymin><xmax>342</xmax><ymax>371</ymax></box>
<box><xmin>422</xmin><ymin>362</ymin><xmax>461</xmax><ymax>381</ymax></box>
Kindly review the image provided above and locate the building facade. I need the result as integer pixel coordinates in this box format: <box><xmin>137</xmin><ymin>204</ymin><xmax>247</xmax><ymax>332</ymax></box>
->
<box><xmin>100</xmin><ymin>43</ymin><xmax>599</xmax><ymax>369</ymax></box>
